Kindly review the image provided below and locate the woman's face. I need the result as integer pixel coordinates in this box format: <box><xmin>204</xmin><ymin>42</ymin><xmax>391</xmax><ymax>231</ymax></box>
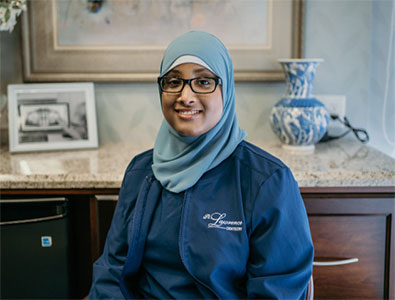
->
<box><xmin>161</xmin><ymin>63</ymin><xmax>223</xmax><ymax>137</ymax></box>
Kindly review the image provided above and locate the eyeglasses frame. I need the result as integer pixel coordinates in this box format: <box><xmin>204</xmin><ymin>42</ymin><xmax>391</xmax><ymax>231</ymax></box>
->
<box><xmin>157</xmin><ymin>76</ymin><xmax>222</xmax><ymax>94</ymax></box>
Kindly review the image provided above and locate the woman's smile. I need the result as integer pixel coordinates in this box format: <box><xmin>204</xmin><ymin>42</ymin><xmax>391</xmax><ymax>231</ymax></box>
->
<box><xmin>176</xmin><ymin>109</ymin><xmax>202</xmax><ymax>119</ymax></box>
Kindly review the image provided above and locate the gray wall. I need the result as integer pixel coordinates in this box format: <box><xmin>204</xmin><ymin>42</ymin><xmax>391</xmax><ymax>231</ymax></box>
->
<box><xmin>305</xmin><ymin>0</ymin><xmax>394</xmax><ymax>158</ymax></box>
<box><xmin>1</xmin><ymin>0</ymin><xmax>394</xmax><ymax>157</ymax></box>
<box><xmin>368</xmin><ymin>0</ymin><xmax>395</xmax><ymax>158</ymax></box>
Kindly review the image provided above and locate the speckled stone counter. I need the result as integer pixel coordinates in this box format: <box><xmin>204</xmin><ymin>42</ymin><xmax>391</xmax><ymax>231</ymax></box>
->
<box><xmin>0</xmin><ymin>140</ymin><xmax>394</xmax><ymax>190</ymax></box>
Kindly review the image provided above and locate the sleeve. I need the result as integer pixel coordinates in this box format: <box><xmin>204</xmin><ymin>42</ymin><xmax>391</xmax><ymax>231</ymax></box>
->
<box><xmin>88</xmin><ymin>163</ymin><xmax>137</xmax><ymax>300</ymax></box>
<box><xmin>246</xmin><ymin>167</ymin><xmax>314</xmax><ymax>299</ymax></box>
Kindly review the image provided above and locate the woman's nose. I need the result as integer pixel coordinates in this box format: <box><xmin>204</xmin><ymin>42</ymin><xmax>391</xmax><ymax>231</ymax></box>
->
<box><xmin>177</xmin><ymin>83</ymin><xmax>196</xmax><ymax>105</ymax></box>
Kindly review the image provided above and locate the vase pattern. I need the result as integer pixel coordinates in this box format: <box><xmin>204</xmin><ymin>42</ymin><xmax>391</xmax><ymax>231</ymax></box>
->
<box><xmin>270</xmin><ymin>60</ymin><xmax>329</xmax><ymax>147</ymax></box>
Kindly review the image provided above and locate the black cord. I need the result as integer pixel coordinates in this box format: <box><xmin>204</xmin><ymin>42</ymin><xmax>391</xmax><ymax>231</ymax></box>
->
<box><xmin>319</xmin><ymin>115</ymin><xmax>370</xmax><ymax>143</ymax></box>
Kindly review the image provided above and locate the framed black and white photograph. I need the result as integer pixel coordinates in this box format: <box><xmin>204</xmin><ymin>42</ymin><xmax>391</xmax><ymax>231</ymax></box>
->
<box><xmin>7</xmin><ymin>83</ymin><xmax>98</xmax><ymax>152</ymax></box>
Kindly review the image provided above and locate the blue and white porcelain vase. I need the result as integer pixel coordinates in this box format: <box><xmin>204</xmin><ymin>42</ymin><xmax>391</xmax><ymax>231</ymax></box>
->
<box><xmin>270</xmin><ymin>59</ymin><xmax>329</xmax><ymax>152</ymax></box>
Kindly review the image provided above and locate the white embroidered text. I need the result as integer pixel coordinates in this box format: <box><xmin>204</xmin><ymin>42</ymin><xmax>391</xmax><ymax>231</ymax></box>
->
<box><xmin>203</xmin><ymin>212</ymin><xmax>243</xmax><ymax>231</ymax></box>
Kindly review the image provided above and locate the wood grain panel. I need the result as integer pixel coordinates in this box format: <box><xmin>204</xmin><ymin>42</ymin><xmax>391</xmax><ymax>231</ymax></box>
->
<box><xmin>97</xmin><ymin>198</ymin><xmax>118</xmax><ymax>254</ymax></box>
<box><xmin>309</xmin><ymin>215</ymin><xmax>387</xmax><ymax>299</ymax></box>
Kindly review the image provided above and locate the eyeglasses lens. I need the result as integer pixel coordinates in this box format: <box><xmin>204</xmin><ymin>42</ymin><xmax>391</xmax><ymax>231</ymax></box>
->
<box><xmin>192</xmin><ymin>78</ymin><xmax>216</xmax><ymax>93</ymax></box>
<box><xmin>160</xmin><ymin>77</ymin><xmax>217</xmax><ymax>94</ymax></box>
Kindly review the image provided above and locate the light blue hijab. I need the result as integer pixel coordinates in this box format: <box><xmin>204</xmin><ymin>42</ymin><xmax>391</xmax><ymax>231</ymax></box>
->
<box><xmin>152</xmin><ymin>31</ymin><xmax>247</xmax><ymax>193</ymax></box>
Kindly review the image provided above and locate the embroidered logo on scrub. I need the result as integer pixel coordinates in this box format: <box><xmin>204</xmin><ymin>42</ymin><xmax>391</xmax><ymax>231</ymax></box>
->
<box><xmin>203</xmin><ymin>212</ymin><xmax>243</xmax><ymax>231</ymax></box>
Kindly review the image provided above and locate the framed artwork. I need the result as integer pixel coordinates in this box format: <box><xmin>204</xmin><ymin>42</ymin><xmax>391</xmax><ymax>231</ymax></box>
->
<box><xmin>8</xmin><ymin>83</ymin><xmax>98</xmax><ymax>152</ymax></box>
<box><xmin>21</xmin><ymin>0</ymin><xmax>303</xmax><ymax>82</ymax></box>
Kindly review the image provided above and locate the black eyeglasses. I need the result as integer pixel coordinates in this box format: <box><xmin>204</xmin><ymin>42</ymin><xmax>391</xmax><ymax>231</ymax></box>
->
<box><xmin>158</xmin><ymin>76</ymin><xmax>222</xmax><ymax>94</ymax></box>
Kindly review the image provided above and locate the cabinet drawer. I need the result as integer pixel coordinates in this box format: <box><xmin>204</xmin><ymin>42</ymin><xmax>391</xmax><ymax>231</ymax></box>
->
<box><xmin>309</xmin><ymin>215</ymin><xmax>387</xmax><ymax>299</ymax></box>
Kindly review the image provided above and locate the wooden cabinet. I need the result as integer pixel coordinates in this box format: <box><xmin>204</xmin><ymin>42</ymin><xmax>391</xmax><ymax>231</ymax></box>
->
<box><xmin>95</xmin><ymin>195</ymin><xmax>118</xmax><ymax>254</ymax></box>
<box><xmin>302</xmin><ymin>188</ymin><xmax>395</xmax><ymax>299</ymax></box>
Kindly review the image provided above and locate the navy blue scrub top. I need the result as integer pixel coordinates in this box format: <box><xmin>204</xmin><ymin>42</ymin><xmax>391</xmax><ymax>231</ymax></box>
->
<box><xmin>137</xmin><ymin>189</ymin><xmax>211</xmax><ymax>299</ymax></box>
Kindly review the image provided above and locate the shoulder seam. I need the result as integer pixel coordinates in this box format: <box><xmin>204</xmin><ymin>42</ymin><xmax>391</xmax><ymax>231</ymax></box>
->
<box><xmin>239</xmin><ymin>141</ymin><xmax>284</xmax><ymax>168</ymax></box>
<box><xmin>124</xmin><ymin>149</ymin><xmax>153</xmax><ymax>175</ymax></box>
<box><xmin>234</xmin><ymin>142</ymin><xmax>285</xmax><ymax>177</ymax></box>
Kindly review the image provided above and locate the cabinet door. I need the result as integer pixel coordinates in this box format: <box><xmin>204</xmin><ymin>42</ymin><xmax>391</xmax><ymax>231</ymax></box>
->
<box><xmin>303</xmin><ymin>194</ymin><xmax>394</xmax><ymax>299</ymax></box>
<box><xmin>96</xmin><ymin>195</ymin><xmax>118</xmax><ymax>254</ymax></box>
<box><xmin>309</xmin><ymin>215</ymin><xmax>386</xmax><ymax>299</ymax></box>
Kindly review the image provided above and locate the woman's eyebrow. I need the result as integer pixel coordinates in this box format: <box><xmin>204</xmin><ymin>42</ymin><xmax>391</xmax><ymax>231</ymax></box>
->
<box><xmin>168</xmin><ymin>69</ymin><xmax>181</xmax><ymax>74</ymax></box>
<box><xmin>193</xmin><ymin>68</ymin><xmax>210</xmax><ymax>74</ymax></box>
<box><xmin>167</xmin><ymin>67</ymin><xmax>214</xmax><ymax>77</ymax></box>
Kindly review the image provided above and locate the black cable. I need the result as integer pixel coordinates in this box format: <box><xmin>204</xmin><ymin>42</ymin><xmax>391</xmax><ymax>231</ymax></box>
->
<box><xmin>319</xmin><ymin>115</ymin><xmax>369</xmax><ymax>143</ymax></box>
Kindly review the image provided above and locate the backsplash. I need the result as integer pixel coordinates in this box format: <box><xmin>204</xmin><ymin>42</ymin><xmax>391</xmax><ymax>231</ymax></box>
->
<box><xmin>94</xmin><ymin>82</ymin><xmax>282</xmax><ymax>147</ymax></box>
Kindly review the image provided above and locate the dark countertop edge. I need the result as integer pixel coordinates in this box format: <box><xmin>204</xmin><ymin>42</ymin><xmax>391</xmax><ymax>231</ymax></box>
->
<box><xmin>1</xmin><ymin>186</ymin><xmax>394</xmax><ymax>195</ymax></box>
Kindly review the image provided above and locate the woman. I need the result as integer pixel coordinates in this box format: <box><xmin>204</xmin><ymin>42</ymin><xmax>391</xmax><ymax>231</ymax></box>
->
<box><xmin>88</xmin><ymin>31</ymin><xmax>314</xmax><ymax>299</ymax></box>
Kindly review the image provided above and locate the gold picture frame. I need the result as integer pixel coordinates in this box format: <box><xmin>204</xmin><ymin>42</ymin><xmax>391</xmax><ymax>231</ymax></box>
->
<box><xmin>22</xmin><ymin>0</ymin><xmax>304</xmax><ymax>82</ymax></box>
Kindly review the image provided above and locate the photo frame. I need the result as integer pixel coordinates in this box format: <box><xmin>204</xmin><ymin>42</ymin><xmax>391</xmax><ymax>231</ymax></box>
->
<box><xmin>21</xmin><ymin>0</ymin><xmax>303</xmax><ymax>82</ymax></box>
<box><xmin>8</xmin><ymin>83</ymin><xmax>98</xmax><ymax>153</ymax></box>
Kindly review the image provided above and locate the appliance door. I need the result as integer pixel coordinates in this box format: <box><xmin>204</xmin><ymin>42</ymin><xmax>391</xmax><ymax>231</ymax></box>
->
<box><xmin>1</xmin><ymin>197</ymin><xmax>70</xmax><ymax>299</ymax></box>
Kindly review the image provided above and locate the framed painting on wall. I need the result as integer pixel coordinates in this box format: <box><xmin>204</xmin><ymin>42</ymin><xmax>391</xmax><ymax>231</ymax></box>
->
<box><xmin>8</xmin><ymin>83</ymin><xmax>98</xmax><ymax>152</ymax></box>
<box><xmin>21</xmin><ymin>0</ymin><xmax>304</xmax><ymax>82</ymax></box>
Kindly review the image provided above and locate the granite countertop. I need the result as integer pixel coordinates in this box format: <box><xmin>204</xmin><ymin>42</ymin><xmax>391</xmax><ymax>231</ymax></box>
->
<box><xmin>0</xmin><ymin>140</ymin><xmax>394</xmax><ymax>190</ymax></box>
